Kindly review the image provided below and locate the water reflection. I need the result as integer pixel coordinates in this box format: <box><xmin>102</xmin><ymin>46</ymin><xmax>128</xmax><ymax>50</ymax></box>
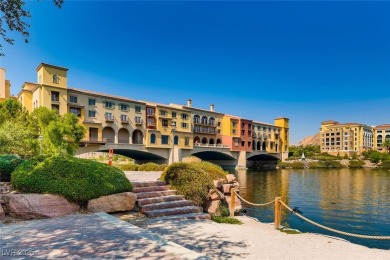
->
<box><xmin>233</xmin><ymin>168</ymin><xmax>390</xmax><ymax>250</ymax></box>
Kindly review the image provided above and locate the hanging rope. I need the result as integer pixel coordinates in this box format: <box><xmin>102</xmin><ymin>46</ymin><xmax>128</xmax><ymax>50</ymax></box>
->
<box><xmin>278</xmin><ymin>200</ymin><xmax>390</xmax><ymax>240</ymax></box>
<box><xmin>233</xmin><ymin>190</ymin><xmax>274</xmax><ymax>207</ymax></box>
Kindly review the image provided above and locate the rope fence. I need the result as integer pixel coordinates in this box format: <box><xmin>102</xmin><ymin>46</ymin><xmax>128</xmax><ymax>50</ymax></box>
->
<box><xmin>229</xmin><ymin>188</ymin><xmax>390</xmax><ymax>240</ymax></box>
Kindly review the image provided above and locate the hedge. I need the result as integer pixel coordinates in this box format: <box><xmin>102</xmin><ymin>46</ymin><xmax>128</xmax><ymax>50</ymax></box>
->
<box><xmin>12</xmin><ymin>156</ymin><xmax>132</xmax><ymax>203</ymax></box>
<box><xmin>161</xmin><ymin>162</ymin><xmax>213</xmax><ymax>206</ymax></box>
<box><xmin>348</xmin><ymin>160</ymin><xmax>364</xmax><ymax>168</ymax></box>
<box><xmin>0</xmin><ymin>155</ymin><xmax>25</xmax><ymax>182</ymax></box>
<box><xmin>138</xmin><ymin>162</ymin><xmax>161</xmax><ymax>171</ymax></box>
<box><xmin>119</xmin><ymin>163</ymin><xmax>140</xmax><ymax>171</ymax></box>
<box><xmin>190</xmin><ymin>161</ymin><xmax>227</xmax><ymax>180</ymax></box>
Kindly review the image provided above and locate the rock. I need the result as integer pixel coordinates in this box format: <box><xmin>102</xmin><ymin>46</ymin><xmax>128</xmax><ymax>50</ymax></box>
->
<box><xmin>213</xmin><ymin>179</ymin><xmax>223</xmax><ymax>188</ymax></box>
<box><xmin>222</xmin><ymin>184</ymin><xmax>233</xmax><ymax>194</ymax></box>
<box><xmin>204</xmin><ymin>199</ymin><xmax>221</xmax><ymax>216</ymax></box>
<box><xmin>2</xmin><ymin>194</ymin><xmax>80</xmax><ymax>219</ymax></box>
<box><xmin>226</xmin><ymin>174</ymin><xmax>236</xmax><ymax>183</ymax></box>
<box><xmin>209</xmin><ymin>189</ymin><xmax>224</xmax><ymax>200</ymax></box>
<box><xmin>225</xmin><ymin>194</ymin><xmax>242</xmax><ymax>213</ymax></box>
<box><xmin>0</xmin><ymin>204</ymin><xmax>5</xmax><ymax>219</ymax></box>
<box><xmin>87</xmin><ymin>192</ymin><xmax>137</xmax><ymax>213</ymax></box>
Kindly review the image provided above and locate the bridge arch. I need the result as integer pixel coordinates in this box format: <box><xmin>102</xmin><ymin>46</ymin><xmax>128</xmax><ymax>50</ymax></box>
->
<box><xmin>102</xmin><ymin>126</ymin><xmax>115</xmax><ymax>143</ymax></box>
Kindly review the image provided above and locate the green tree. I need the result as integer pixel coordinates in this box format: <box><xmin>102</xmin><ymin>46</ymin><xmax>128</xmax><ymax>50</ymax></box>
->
<box><xmin>0</xmin><ymin>98</ymin><xmax>29</xmax><ymax>124</ymax></box>
<box><xmin>0</xmin><ymin>0</ymin><xmax>63</xmax><ymax>56</ymax></box>
<box><xmin>382</xmin><ymin>139</ymin><xmax>390</xmax><ymax>154</ymax></box>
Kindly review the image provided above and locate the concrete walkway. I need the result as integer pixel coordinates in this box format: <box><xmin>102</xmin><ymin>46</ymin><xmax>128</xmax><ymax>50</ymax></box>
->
<box><xmin>124</xmin><ymin>171</ymin><xmax>162</xmax><ymax>182</ymax></box>
<box><xmin>0</xmin><ymin>213</ymin><xmax>207</xmax><ymax>259</ymax></box>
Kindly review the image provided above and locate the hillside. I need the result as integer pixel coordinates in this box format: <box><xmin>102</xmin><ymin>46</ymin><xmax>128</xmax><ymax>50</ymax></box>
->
<box><xmin>298</xmin><ymin>132</ymin><xmax>321</xmax><ymax>146</ymax></box>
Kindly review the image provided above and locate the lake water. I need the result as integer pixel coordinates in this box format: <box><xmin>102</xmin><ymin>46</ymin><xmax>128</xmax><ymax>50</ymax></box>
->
<box><xmin>232</xmin><ymin>168</ymin><xmax>390</xmax><ymax>250</ymax></box>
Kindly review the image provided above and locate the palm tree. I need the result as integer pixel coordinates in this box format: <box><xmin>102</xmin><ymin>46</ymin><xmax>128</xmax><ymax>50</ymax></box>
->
<box><xmin>382</xmin><ymin>139</ymin><xmax>390</xmax><ymax>154</ymax></box>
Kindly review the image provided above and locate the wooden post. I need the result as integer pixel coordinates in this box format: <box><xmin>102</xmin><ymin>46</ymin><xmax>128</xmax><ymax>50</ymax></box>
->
<box><xmin>274</xmin><ymin>197</ymin><xmax>281</xmax><ymax>229</ymax></box>
<box><xmin>108</xmin><ymin>149</ymin><xmax>113</xmax><ymax>166</ymax></box>
<box><xmin>230</xmin><ymin>188</ymin><xmax>236</xmax><ymax>217</ymax></box>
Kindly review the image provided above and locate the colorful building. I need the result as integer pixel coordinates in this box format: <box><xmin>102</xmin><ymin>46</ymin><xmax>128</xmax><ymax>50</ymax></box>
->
<box><xmin>0</xmin><ymin>68</ymin><xmax>11</xmax><ymax>102</ymax></box>
<box><xmin>3</xmin><ymin>63</ymin><xmax>290</xmax><ymax>165</ymax></box>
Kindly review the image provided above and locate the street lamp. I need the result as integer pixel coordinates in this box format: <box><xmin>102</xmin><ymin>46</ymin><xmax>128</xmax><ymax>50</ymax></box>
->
<box><xmin>171</xmin><ymin>121</ymin><xmax>176</xmax><ymax>163</ymax></box>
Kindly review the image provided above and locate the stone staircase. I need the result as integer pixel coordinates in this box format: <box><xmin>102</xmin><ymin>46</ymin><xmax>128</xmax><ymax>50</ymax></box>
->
<box><xmin>132</xmin><ymin>181</ymin><xmax>210</xmax><ymax>220</ymax></box>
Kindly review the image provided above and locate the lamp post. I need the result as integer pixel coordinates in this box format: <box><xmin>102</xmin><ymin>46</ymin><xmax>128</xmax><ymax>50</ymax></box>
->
<box><xmin>171</xmin><ymin>121</ymin><xmax>176</xmax><ymax>163</ymax></box>
<box><xmin>39</xmin><ymin>135</ymin><xmax>43</xmax><ymax>155</ymax></box>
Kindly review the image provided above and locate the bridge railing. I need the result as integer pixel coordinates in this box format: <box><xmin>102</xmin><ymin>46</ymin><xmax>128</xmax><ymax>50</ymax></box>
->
<box><xmin>194</xmin><ymin>143</ymin><xmax>230</xmax><ymax>148</ymax></box>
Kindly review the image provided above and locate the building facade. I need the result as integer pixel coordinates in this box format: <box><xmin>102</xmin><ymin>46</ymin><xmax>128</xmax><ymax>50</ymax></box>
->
<box><xmin>7</xmin><ymin>63</ymin><xmax>290</xmax><ymax>163</ymax></box>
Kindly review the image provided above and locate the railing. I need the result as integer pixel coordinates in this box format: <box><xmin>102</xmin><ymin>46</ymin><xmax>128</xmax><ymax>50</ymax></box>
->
<box><xmin>230</xmin><ymin>189</ymin><xmax>390</xmax><ymax>240</ymax></box>
<box><xmin>194</xmin><ymin>143</ymin><xmax>230</xmax><ymax>148</ymax></box>
<box><xmin>121</xmin><ymin>118</ymin><xmax>129</xmax><ymax>123</ymax></box>
<box><xmin>103</xmin><ymin>138</ymin><xmax>115</xmax><ymax>143</ymax></box>
<box><xmin>105</xmin><ymin>116</ymin><xmax>114</xmax><ymax>122</ymax></box>
<box><xmin>135</xmin><ymin>118</ymin><xmax>143</xmax><ymax>125</ymax></box>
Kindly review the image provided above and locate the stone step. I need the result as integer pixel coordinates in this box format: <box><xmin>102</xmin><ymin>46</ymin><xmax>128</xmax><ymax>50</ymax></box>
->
<box><xmin>131</xmin><ymin>181</ymin><xmax>167</xmax><ymax>188</ymax></box>
<box><xmin>136</xmin><ymin>190</ymin><xmax>177</xmax><ymax>200</ymax></box>
<box><xmin>141</xmin><ymin>200</ymin><xmax>194</xmax><ymax>213</ymax></box>
<box><xmin>145</xmin><ymin>206</ymin><xmax>203</xmax><ymax>218</ymax></box>
<box><xmin>132</xmin><ymin>185</ymin><xmax>170</xmax><ymax>193</ymax></box>
<box><xmin>137</xmin><ymin>195</ymin><xmax>185</xmax><ymax>207</ymax></box>
<box><xmin>148</xmin><ymin>212</ymin><xmax>211</xmax><ymax>221</ymax></box>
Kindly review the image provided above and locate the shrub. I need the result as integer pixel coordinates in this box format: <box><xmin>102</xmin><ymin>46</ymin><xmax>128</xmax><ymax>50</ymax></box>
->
<box><xmin>190</xmin><ymin>161</ymin><xmax>227</xmax><ymax>180</ymax></box>
<box><xmin>158</xmin><ymin>164</ymin><xmax>167</xmax><ymax>171</ymax></box>
<box><xmin>277</xmin><ymin>162</ymin><xmax>290</xmax><ymax>169</ymax></box>
<box><xmin>308</xmin><ymin>161</ymin><xmax>326</xmax><ymax>168</ymax></box>
<box><xmin>161</xmin><ymin>162</ymin><xmax>213</xmax><ymax>206</ymax></box>
<box><xmin>0</xmin><ymin>155</ymin><xmax>25</xmax><ymax>182</ymax></box>
<box><xmin>12</xmin><ymin>156</ymin><xmax>132</xmax><ymax>203</ymax></box>
<box><xmin>120</xmin><ymin>163</ymin><xmax>140</xmax><ymax>171</ymax></box>
<box><xmin>380</xmin><ymin>160</ymin><xmax>390</xmax><ymax>168</ymax></box>
<box><xmin>323</xmin><ymin>160</ymin><xmax>343</xmax><ymax>168</ymax></box>
<box><xmin>138</xmin><ymin>162</ymin><xmax>161</xmax><ymax>171</ymax></box>
<box><xmin>348</xmin><ymin>160</ymin><xmax>364</xmax><ymax>168</ymax></box>
<box><xmin>211</xmin><ymin>215</ymin><xmax>243</xmax><ymax>224</ymax></box>
<box><xmin>289</xmin><ymin>161</ymin><xmax>305</xmax><ymax>169</ymax></box>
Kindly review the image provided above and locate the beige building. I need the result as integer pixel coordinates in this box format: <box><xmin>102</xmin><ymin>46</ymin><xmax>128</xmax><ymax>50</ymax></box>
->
<box><xmin>0</xmin><ymin>68</ymin><xmax>11</xmax><ymax>102</ymax></box>
<box><xmin>373</xmin><ymin>124</ymin><xmax>390</xmax><ymax>151</ymax></box>
<box><xmin>320</xmin><ymin>120</ymin><xmax>373</xmax><ymax>156</ymax></box>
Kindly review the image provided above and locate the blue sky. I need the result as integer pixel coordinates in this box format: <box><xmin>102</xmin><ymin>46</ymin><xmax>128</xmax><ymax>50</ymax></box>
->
<box><xmin>2</xmin><ymin>1</ymin><xmax>390</xmax><ymax>144</ymax></box>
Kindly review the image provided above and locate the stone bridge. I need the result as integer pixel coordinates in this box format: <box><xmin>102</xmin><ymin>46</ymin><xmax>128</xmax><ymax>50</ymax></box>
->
<box><xmin>76</xmin><ymin>143</ymin><xmax>285</xmax><ymax>169</ymax></box>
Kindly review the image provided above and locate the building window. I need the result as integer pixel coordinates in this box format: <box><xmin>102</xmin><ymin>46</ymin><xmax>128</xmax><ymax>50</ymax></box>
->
<box><xmin>53</xmin><ymin>75</ymin><xmax>59</xmax><ymax>84</ymax></box>
<box><xmin>185</xmin><ymin>137</ymin><xmax>190</xmax><ymax>146</ymax></box>
<box><xmin>248</xmin><ymin>141</ymin><xmax>251</xmax><ymax>147</ymax></box>
<box><xmin>182</xmin><ymin>122</ymin><xmax>188</xmax><ymax>128</ymax></box>
<box><xmin>218</xmin><ymin>122</ymin><xmax>221</xmax><ymax>127</ymax></box>
<box><xmin>232</xmin><ymin>129</ymin><xmax>236</xmax><ymax>134</ymax></box>
<box><xmin>241</xmin><ymin>141</ymin><xmax>245</xmax><ymax>146</ymax></box>
<box><xmin>162</xmin><ymin>135</ymin><xmax>169</xmax><ymax>145</ymax></box>
<box><xmin>88</xmin><ymin>98</ymin><xmax>96</xmax><ymax>106</ymax></box>
<box><xmin>70</xmin><ymin>107</ymin><xmax>81</xmax><ymax>117</ymax></box>
<box><xmin>182</xmin><ymin>113</ymin><xmax>188</xmax><ymax>120</ymax></box>
<box><xmin>105</xmin><ymin>112</ymin><xmax>113</xmax><ymax>120</ymax></box>
<box><xmin>105</xmin><ymin>101</ymin><xmax>114</xmax><ymax>109</ymax></box>
<box><xmin>135</xmin><ymin>116</ymin><xmax>142</xmax><ymax>124</ymax></box>
<box><xmin>172</xmin><ymin>112</ymin><xmax>177</xmax><ymax>118</ymax></box>
<box><xmin>160</xmin><ymin>110</ymin><xmax>167</xmax><ymax>116</ymax></box>
<box><xmin>88</xmin><ymin>110</ymin><xmax>96</xmax><ymax>118</ymax></box>
<box><xmin>150</xmin><ymin>133</ymin><xmax>156</xmax><ymax>144</ymax></box>
<box><xmin>147</xmin><ymin>117</ymin><xmax>155</xmax><ymax>126</ymax></box>
<box><xmin>193</xmin><ymin>115</ymin><xmax>200</xmax><ymax>124</ymax></box>
<box><xmin>51</xmin><ymin>91</ymin><xmax>59</xmax><ymax>102</ymax></box>
<box><xmin>162</xmin><ymin>119</ymin><xmax>168</xmax><ymax>127</ymax></box>
<box><xmin>69</xmin><ymin>96</ymin><xmax>78</xmax><ymax>103</ymax></box>
<box><xmin>234</xmin><ymin>138</ymin><xmax>239</xmax><ymax>147</ymax></box>
<box><xmin>135</xmin><ymin>106</ymin><xmax>141</xmax><ymax>113</ymax></box>
<box><xmin>51</xmin><ymin>104</ymin><xmax>59</xmax><ymax>113</ymax></box>
<box><xmin>120</xmin><ymin>104</ymin><xmax>129</xmax><ymax>111</ymax></box>
<box><xmin>174</xmin><ymin>135</ymin><xmax>179</xmax><ymax>145</ymax></box>
<box><xmin>147</xmin><ymin>108</ymin><xmax>154</xmax><ymax>116</ymax></box>
<box><xmin>201</xmin><ymin>116</ymin><xmax>208</xmax><ymax>125</ymax></box>
<box><xmin>232</xmin><ymin>122</ymin><xmax>236</xmax><ymax>127</ymax></box>
<box><xmin>121</xmin><ymin>115</ymin><xmax>128</xmax><ymax>122</ymax></box>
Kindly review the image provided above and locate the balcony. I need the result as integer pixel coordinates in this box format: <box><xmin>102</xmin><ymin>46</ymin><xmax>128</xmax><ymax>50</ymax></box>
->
<box><xmin>135</xmin><ymin>118</ymin><xmax>143</xmax><ymax>125</ymax></box>
<box><xmin>194</xmin><ymin>143</ymin><xmax>230</xmax><ymax>148</ymax></box>
<box><xmin>105</xmin><ymin>116</ymin><xmax>114</xmax><ymax>122</ymax></box>
<box><xmin>147</xmin><ymin>112</ymin><xmax>155</xmax><ymax>117</ymax></box>
<box><xmin>121</xmin><ymin>118</ymin><xmax>129</xmax><ymax>124</ymax></box>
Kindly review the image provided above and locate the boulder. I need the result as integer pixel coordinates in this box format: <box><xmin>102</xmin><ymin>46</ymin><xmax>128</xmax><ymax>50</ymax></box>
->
<box><xmin>0</xmin><ymin>204</ymin><xmax>5</xmax><ymax>219</ymax></box>
<box><xmin>209</xmin><ymin>189</ymin><xmax>224</xmax><ymax>200</ymax></box>
<box><xmin>225</xmin><ymin>194</ymin><xmax>242</xmax><ymax>213</ymax></box>
<box><xmin>213</xmin><ymin>179</ymin><xmax>223</xmax><ymax>189</ymax></box>
<box><xmin>226</xmin><ymin>174</ymin><xmax>236</xmax><ymax>183</ymax></box>
<box><xmin>2</xmin><ymin>194</ymin><xmax>80</xmax><ymax>219</ymax></box>
<box><xmin>204</xmin><ymin>199</ymin><xmax>221</xmax><ymax>216</ymax></box>
<box><xmin>87</xmin><ymin>192</ymin><xmax>137</xmax><ymax>213</ymax></box>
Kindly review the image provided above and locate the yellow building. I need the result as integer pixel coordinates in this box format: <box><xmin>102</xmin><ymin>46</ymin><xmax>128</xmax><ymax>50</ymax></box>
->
<box><xmin>0</xmin><ymin>68</ymin><xmax>11</xmax><ymax>102</ymax></box>
<box><xmin>144</xmin><ymin>102</ymin><xmax>193</xmax><ymax>149</ymax></box>
<box><xmin>320</xmin><ymin>120</ymin><xmax>373</xmax><ymax>156</ymax></box>
<box><xmin>373</xmin><ymin>124</ymin><xmax>390</xmax><ymax>151</ymax></box>
<box><xmin>274</xmin><ymin>117</ymin><xmax>289</xmax><ymax>153</ymax></box>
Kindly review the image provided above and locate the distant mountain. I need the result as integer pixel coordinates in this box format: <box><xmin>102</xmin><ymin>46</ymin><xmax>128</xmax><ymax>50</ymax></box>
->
<box><xmin>298</xmin><ymin>132</ymin><xmax>321</xmax><ymax>146</ymax></box>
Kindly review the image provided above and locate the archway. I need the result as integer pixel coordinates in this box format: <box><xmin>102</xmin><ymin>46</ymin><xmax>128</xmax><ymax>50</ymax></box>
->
<box><xmin>102</xmin><ymin>127</ymin><xmax>115</xmax><ymax>143</ymax></box>
<box><xmin>209</xmin><ymin>138</ymin><xmax>215</xmax><ymax>145</ymax></box>
<box><xmin>132</xmin><ymin>130</ymin><xmax>143</xmax><ymax>144</ymax></box>
<box><xmin>262</xmin><ymin>141</ymin><xmax>267</xmax><ymax>151</ymax></box>
<box><xmin>257</xmin><ymin>141</ymin><xmax>261</xmax><ymax>150</ymax></box>
<box><xmin>118</xmin><ymin>128</ymin><xmax>130</xmax><ymax>143</ymax></box>
<box><xmin>201</xmin><ymin>137</ymin><xmax>208</xmax><ymax>144</ymax></box>
<box><xmin>216</xmin><ymin>138</ymin><xmax>222</xmax><ymax>145</ymax></box>
<box><xmin>194</xmin><ymin>136</ymin><xmax>200</xmax><ymax>145</ymax></box>
<box><xmin>252</xmin><ymin>142</ymin><xmax>256</xmax><ymax>150</ymax></box>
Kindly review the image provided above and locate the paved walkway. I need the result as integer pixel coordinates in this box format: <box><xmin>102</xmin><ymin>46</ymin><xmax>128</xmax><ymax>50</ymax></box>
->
<box><xmin>0</xmin><ymin>213</ymin><xmax>207</xmax><ymax>259</ymax></box>
<box><xmin>124</xmin><ymin>171</ymin><xmax>162</xmax><ymax>182</ymax></box>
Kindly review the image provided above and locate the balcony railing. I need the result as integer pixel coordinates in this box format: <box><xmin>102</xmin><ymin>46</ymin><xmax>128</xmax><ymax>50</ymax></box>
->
<box><xmin>135</xmin><ymin>118</ymin><xmax>143</xmax><ymax>125</ymax></box>
<box><xmin>147</xmin><ymin>122</ymin><xmax>156</xmax><ymax>126</ymax></box>
<box><xmin>147</xmin><ymin>112</ymin><xmax>155</xmax><ymax>116</ymax></box>
<box><xmin>194</xmin><ymin>121</ymin><xmax>216</xmax><ymax>127</ymax></box>
<box><xmin>121</xmin><ymin>118</ymin><xmax>129</xmax><ymax>124</ymax></box>
<box><xmin>105</xmin><ymin>116</ymin><xmax>114</xmax><ymax>122</ymax></box>
<box><xmin>194</xmin><ymin>143</ymin><xmax>230</xmax><ymax>148</ymax></box>
<box><xmin>193</xmin><ymin>128</ymin><xmax>216</xmax><ymax>134</ymax></box>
